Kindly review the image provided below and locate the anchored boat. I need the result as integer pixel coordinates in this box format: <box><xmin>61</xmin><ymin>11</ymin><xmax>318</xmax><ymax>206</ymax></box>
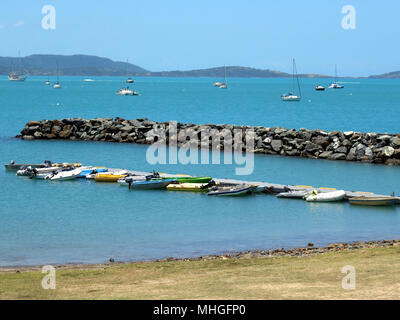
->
<box><xmin>328</xmin><ymin>64</ymin><xmax>344</xmax><ymax>89</ymax></box>
<box><xmin>305</xmin><ymin>190</ymin><xmax>346</xmax><ymax>202</ymax></box>
<box><xmin>166</xmin><ymin>183</ymin><xmax>211</xmax><ymax>192</ymax></box>
<box><xmin>160</xmin><ymin>176</ymin><xmax>212</xmax><ymax>184</ymax></box>
<box><xmin>207</xmin><ymin>185</ymin><xmax>257</xmax><ymax>196</ymax></box>
<box><xmin>44</xmin><ymin>168</ymin><xmax>82</xmax><ymax>181</ymax></box>
<box><xmin>349</xmin><ymin>196</ymin><xmax>397</xmax><ymax>206</ymax></box>
<box><xmin>129</xmin><ymin>179</ymin><xmax>177</xmax><ymax>190</ymax></box>
<box><xmin>281</xmin><ymin>59</ymin><xmax>301</xmax><ymax>101</ymax></box>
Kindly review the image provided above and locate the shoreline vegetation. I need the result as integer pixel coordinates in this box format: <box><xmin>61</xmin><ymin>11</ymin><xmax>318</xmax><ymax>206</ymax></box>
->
<box><xmin>1</xmin><ymin>239</ymin><xmax>400</xmax><ymax>299</ymax></box>
<box><xmin>18</xmin><ymin>118</ymin><xmax>400</xmax><ymax>166</ymax></box>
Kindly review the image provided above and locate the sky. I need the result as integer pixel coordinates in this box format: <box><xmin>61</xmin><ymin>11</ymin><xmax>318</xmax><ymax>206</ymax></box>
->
<box><xmin>0</xmin><ymin>0</ymin><xmax>398</xmax><ymax>76</ymax></box>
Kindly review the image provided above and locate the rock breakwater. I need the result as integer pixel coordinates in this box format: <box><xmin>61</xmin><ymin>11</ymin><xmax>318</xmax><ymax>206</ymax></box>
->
<box><xmin>18</xmin><ymin>117</ymin><xmax>400</xmax><ymax>165</ymax></box>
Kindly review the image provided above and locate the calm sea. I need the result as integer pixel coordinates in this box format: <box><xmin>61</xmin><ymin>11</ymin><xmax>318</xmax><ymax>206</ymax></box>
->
<box><xmin>0</xmin><ymin>76</ymin><xmax>399</xmax><ymax>266</ymax></box>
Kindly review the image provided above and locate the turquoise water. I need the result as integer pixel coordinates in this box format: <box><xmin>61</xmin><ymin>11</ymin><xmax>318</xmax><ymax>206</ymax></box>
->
<box><xmin>1</xmin><ymin>76</ymin><xmax>400</xmax><ymax>266</ymax></box>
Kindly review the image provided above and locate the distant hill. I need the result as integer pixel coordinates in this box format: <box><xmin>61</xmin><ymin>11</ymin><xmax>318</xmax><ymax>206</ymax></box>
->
<box><xmin>0</xmin><ymin>53</ymin><xmax>330</xmax><ymax>77</ymax></box>
<box><xmin>368</xmin><ymin>71</ymin><xmax>400</xmax><ymax>79</ymax></box>
<box><xmin>0</xmin><ymin>54</ymin><xmax>148</xmax><ymax>76</ymax></box>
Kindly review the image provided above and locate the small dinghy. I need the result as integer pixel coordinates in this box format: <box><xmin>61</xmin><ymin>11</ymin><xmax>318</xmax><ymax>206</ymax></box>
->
<box><xmin>160</xmin><ymin>176</ymin><xmax>212</xmax><ymax>184</ymax></box>
<box><xmin>207</xmin><ymin>185</ymin><xmax>256</xmax><ymax>196</ymax></box>
<box><xmin>44</xmin><ymin>168</ymin><xmax>82</xmax><ymax>181</ymax></box>
<box><xmin>129</xmin><ymin>179</ymin><xmax>177</xmax><ymax>190</ymax></box>
<box><xmin>305</xmin><ymin>190</ymin><xmax>346</xmax><ymax>202</ymax></box>
<box><xmin>5</xmin><ymin>160</ymin><xmax>53</xmax><ymax>171</ymax></box>
<box><xmin>78</xmin><ymin>167</ymin><xmax>108</xmax><ymax>178</ymax></box>
<box><xmin>166</xmin><ymin>183</ymin><xmax>211</xmax><ymax>192</ymax></box>
<box><xmin>117</xmin><ymin>175</ymin><xmax>150</xmax><ymax>186</ymax></box>
<box><xmin>349</xmin><ymin>196</ymin><xmax>397</xmax><ymax>206</ymax></box>
<box><xmin>93</xmin><ymin>171</ymin><xmax>128</xmax><ymax>182</ymax></box>
<box><xmin>17</xmin><ymin>166</ymin><xmax>60</xmax><ymax>177</ymax></box>
<box><xmin>276</xmin><ymin>190</ymin><xmax>313</xmax><ymax>199</ymax></box>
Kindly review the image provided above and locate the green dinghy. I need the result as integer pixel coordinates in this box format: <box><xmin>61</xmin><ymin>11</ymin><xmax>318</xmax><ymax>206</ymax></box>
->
<box><xmin>159</xmin><ymin>176</ymin><xmax>212</xmax><ymax>183</ymax></box>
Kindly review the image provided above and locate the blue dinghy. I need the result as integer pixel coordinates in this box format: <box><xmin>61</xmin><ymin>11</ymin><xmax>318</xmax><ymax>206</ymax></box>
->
<box><xmin>78</xmin><ymin>168</ymin><xmax>108</xmax><ymax>178</ymax></box>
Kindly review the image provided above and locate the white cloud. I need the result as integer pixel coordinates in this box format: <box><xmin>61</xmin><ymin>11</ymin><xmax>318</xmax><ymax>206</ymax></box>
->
<box><xmin>15</xmin><ymin>21</ymin><xmax>24</xmax><ymax>27</ymax></box>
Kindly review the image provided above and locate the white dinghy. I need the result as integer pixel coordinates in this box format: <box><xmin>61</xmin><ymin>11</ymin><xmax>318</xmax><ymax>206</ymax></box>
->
<box><xmin>305</xmin><ymin>190</ymin><xmax>346</xmax><ymax>202</ymax></box>
<box><xmin>44</xmin><ymin>168</ymin><xmax>82</xmax><ymax>181</ymax></box>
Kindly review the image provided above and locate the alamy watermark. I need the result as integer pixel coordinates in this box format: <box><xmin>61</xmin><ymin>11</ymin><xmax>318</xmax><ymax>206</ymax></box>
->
<box><xmin>341</xmin><ymin>5</ymin><xmax>356</xmax><ymax>30</ymax></box>
<box><xmin>145</xmin><ymin>121</ymin><xmax>255</xmax><ymax>175</ymax></box>
<box><xmin>41</xmin><ymin>265</ymin><xmax>56</xmax><ymax>289</ymax></box>
<box><xmin>41</xmin><ymin>5</ymin><xmax>56</xmax><ymax>30</ymax></box>
<box><xmin>341</xmin><ymin>265</ymin><xmax>356</xmax><ymax>290</ymax></box>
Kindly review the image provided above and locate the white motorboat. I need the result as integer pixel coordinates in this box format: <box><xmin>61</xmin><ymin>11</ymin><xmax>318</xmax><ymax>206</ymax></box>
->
<box><xmin>116</xmin><ymin>87</ymin><xmax>139</xmax><ymax>96</ymax></box>
<box><xmin>328</xmin><ymin>64</ymin><xmax>344</xmax><ymax>89</ymax></box>
<box><xmin>213</xmin><ymin>81</ymin><xmax>222</xmax><ymax>87</ymax></box>
<box><xmin>45</xmin><ymin>168</ymin><xmax>82</xmax><ymax>181</ymax></box>
<box><xmin>305</xmin><ymin>190</ymin><xmax>346</xmax><ymax>202</ymax></box>
<box><xmin>315</xmin><ymin>85</ymin><xmax>325</xmax><ymax>91</ymax></box>
<box><xmin>282</xmin><ymin>59</ymin><xmax>301</xmax><ymax>101</ymax></box>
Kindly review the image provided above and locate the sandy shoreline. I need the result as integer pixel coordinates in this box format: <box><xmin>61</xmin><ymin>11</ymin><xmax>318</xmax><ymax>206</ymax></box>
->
<box><xmin>1</xmin><ymin>238</ymin><xmax>399</xmax><ymax>273</ymax></box>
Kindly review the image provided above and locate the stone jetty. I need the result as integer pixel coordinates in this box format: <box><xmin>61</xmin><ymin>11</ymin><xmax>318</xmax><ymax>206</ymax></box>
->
<box><xmin>18</xmin><ymin>117</ymin><xmax>400</xmax><ymax>166</ymax></box>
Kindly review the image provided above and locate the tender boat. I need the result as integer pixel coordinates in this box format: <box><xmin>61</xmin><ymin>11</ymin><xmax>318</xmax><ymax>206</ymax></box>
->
<box><xmin>116</xmin><ymin>87</ymin><xmax>139</xmax><ymax>96</ymax></box>
<box><xmin>328</xmin><ymin>64</ymin><xmax>344</xmax><ymax>89</ymax></box>
<box><xmin>207</xmin><ymin>185</ymin><xmax>257</xmax><ymax>196</ymax></box>
<box><xmin>282</xmin><ymin>59</ymin><xmax>301</xmax><ymax>101</ymax></box>
<box><xmin>5</xmin><ymin>161</ymin><xmax>48</xmax><ymax>171</ymax></box>
<box><xmin>160</xmin><ymin>176</ymin><xmax>212</xmax><ymax>184</ymax></box>
<box><xmin>44</xmin><ymin>168</ymin><xmax>82</xmax><ymax>181</ymax></box>
<box><xmin>126</xmin><ymin>78</ymin><xmax>134</xmax><ymax>83</ymax></box>
<box><xmin>129</xmin><ymin>179</ymin><xmax>177</xmax><ymax>190</ymax></box>
<box><xmin>4</xmin><ymin>160</ymin><xmax>79</xmax><ymax>171</ymax></box>
<box><xmin>94</xmin><ymin>172</ymin><xmax>128</xmax><ymax>182</ymax></box>
<box><xmin>276</xmin><ymin>190</ymin><xmax>314</xmax><ymax>199</ymax></box>
<box><xmin>213</xmin><ymin>81</ymin><xmax>222</xmax><ymax>87</ymax></box>
<box><xmin>77</xmin><ymin>167</ymin><xmax>108</xmax><ymax>178</ymax></box>
<box><xmin>315</xmin><ymin>85</ymin><xmax>325</xmax><ymax>91</ymax></box>
<box><xmin>117</xmin><ymin>175</ymin><xmax>150</xmax><ymax>186</ymax></box>
<box><xmin>349</xmin><ymin>196</ymin><xmax>397</xmax><ymax>206</ymax></box>
<box><xmin>305</xmin><ymin>190</ymin><xmax>346</xmax><ymax>202</ymax></box>
<box><xmin>166</xmin><ymin>183</ymin><xmax>211</xmax><ymax>192</ymax></box>
<box><xmin>17</xmin><ymin>166</ymin><xmax>63</xmax><ymax>177</ymax></box>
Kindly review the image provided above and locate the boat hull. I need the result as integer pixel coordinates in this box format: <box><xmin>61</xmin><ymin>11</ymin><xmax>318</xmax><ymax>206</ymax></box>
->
<box><xmin>207</xmin><ymin>185</ymin><xmax>256</xmax><ymax>196</ymax></box>
<box><xmin>167</xmin><ymin>183</ymin><xmax>210</xmax><ymax>192</ymax></box>
<box><xmin>349</xmin><ymin>197</ymin><xmax>397</xmax><ymax>206</ymax></box>
<box><xmin>305</xmin><ymin>190</ymin><xmax>346</xmax><ymax>202</ymax></box>
<box><xmin>130</xmin><ymin>179</ymin><xmax>177</xmax><ymax>190</ymax></box>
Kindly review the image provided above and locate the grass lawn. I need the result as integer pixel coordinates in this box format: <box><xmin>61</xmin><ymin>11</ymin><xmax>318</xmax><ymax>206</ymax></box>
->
<box><xmin>1</xmin><ymin>246</ymin><xmax>400</xmax><ymax>299</ymax></box>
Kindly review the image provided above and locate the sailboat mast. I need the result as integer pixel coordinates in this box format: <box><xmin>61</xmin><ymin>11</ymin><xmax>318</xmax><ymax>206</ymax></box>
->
<box><xmin>292</xmin><ymin>59</ymin><xmax>295</xmax><ymax>94</ymax></box>
<box><xmin>335</xmin><ymin>64</ymin><xmax>338</xmax><ymax>83</ymax></box>
<box><xmin>294</xmin><ymin>59</ymin><xmax>301</xmax><ymax>97</ymax></box>
<box><xmin>224</xmin><ymin>65</ymin><xmax>227</xmax><ymax>83</ymax></box>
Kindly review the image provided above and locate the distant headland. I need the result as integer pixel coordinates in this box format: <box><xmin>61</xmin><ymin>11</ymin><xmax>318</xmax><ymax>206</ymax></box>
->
<box><xmin>0</xmin><ymin>54</ymin><xmax>398</xmax><ymax>78</ymax></box>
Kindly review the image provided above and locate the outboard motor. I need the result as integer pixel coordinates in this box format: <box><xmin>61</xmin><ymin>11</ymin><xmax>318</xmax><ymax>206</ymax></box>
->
<box><xmin>44</xmin><ymin>160</ymin><xmax>52</xmax><ymax>167</ymax></box>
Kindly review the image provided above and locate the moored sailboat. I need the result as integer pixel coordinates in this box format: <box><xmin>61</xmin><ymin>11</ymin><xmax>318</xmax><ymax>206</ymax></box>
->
<box><xmin>328</xmin><ymin>64</ymin><xmax>344</xmax><ymax>89</ymax></box>
<box><xmin>53</xmin><ymin>63</ymin><xmax>61</xmax><ymax>88</ymax></box>
<box><xmin>281</xmin><ymin>59</ymin><xmax>301</xmax><ymax>101</ymax></box>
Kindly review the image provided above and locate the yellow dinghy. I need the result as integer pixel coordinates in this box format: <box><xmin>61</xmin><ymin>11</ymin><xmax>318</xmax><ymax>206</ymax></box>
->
<box><xmin>166</xmin><ymin>183</ymin><xmax>210</xmax><ymax>192</ymax></box>
<box><xmin>349</xmin><ymin>196</ymin><xmax>397</xmax><ymax>206</ymax></box>
<box><xmin>94</xmin><ymin>173</ymin><xmax>127</xmax><ymax>182</ymax></box>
